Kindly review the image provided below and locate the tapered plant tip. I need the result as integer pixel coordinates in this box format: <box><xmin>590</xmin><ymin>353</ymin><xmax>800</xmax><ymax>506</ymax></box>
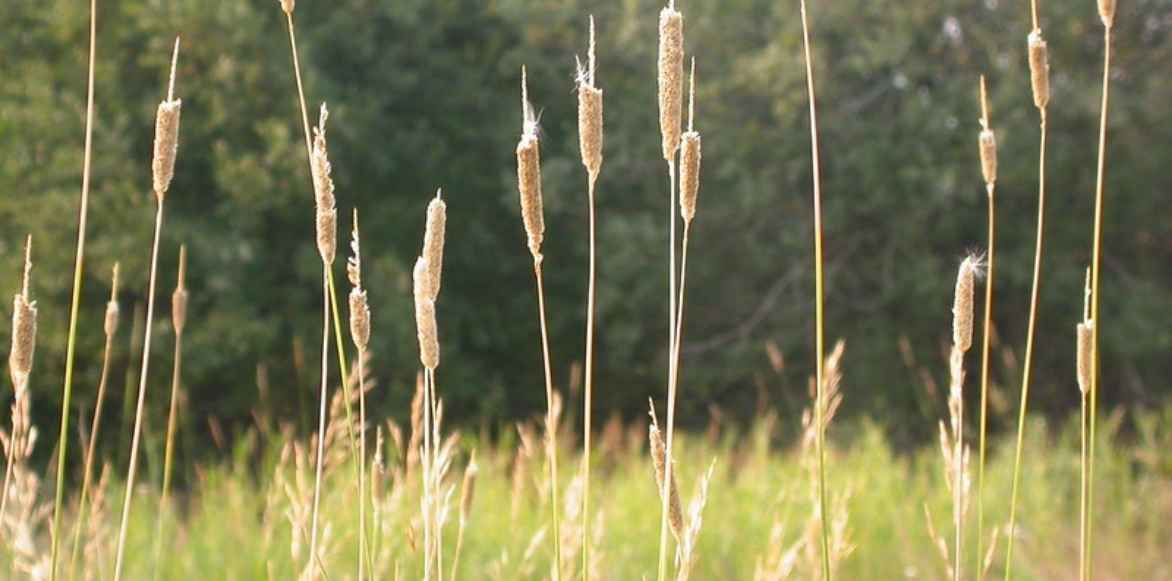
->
<box><xmin>168</xmin><ymin>36</ymin><xmax>180</xmax><ymax>101</ymax></box>
<box><xmin>172</xmin><ymin>245</ymin><xmax>188</xmax><ymax>335</ymax></box>
<box><xmin>978</xmin><ymin>75</ymin><xmax>997</xmax><ymax>186</ymax></box>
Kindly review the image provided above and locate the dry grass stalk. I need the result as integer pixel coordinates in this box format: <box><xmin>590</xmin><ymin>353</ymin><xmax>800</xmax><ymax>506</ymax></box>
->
<box><xmin>798</xmin><ymin>0</ymin><xmax>833</xmax><ymax>576</ymax></box>
<box><xmin>974</xmin><ymin>75</ymin><xmax>999</xmax><ymax>581</ymax></box>
<box><xmin>152</xmin><ymin>39</ymin><xmax>182</xmax><ymax>200</ymax></box>
<box><xmin>648</xmin><ymin>402</ymin><xmax>683</xmax><ymax>543</ymax></box>
<box><xmin>575</xmin><ymin>17</ymin><xmax>604</xmax><ymax>581</ymax></box>
<box><xmin>312</xmin><ymin>104</ymin><xmax>338</xmax><ymax>266</ymax></box>
<box><xmin>67</xmin><ymin>263</ymin><xmax>120</xmax><ymax>579</ymax></box>
<box><xmin>515</xmin><ymin>65</ymin><xmax>563</xmax><ymax>580</ymax></box>
<box><xmin>414</xmin><ymin>258</ymin><xmax>440</xmax><ymax>371</ymax></box>
<box><xmin>114</xmin><ymin>41</ymin><xmax>183</xmax><ymax>580</ymax></box>
<box><xmin>2</xmin><ymin>237</ymin><xmax>37</xmax><ymax>524</ymax></box>
<box><xmin>348</xmin><ymin>211</ymin><xmax>373</xmax><ymax>579</ymax></box>
<box><xmin>422</xmin><ymin>191</ymin><xmax>447</xmax><ymax>300</ymax></box>
<box><xmin>1077</xmin><ymin>268</ymin><xmax>1093</xmax><ymax>581</ymax></box>
<box><xmin>676</xmin><ymin>461</ymin><xmax>716</xmax><ymax>581</ymax></box>
<box><xmin>154</xmin><ymin>245</ymin><xmax>189</xmax><ymax>574</ymax></box>
<box><xmin>1005</xmin><ymin>4</ymin><xmax>1053</xmax><ymax>576</ymax></box>
<box><xmin>943</xmin><ymin>255</ymin><xmax>979</xmax><ymax>581</ymax></box>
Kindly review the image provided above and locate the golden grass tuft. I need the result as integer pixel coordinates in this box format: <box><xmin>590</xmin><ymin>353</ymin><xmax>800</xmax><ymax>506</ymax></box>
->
<box><xmin>1027</xmin><ymin>30</ymin><xmax>1050</xmax><ymax>112</ymax></box>
<box><xmin>657</xmin><ymin>5</ymin><xmax>684</xmax><ymax>161</ymax></box>
<box><xmin>413</xmin><ymin>258</ymin><xmax>440</xmax><ymax>371</ymax></box>
<box><xmin>8</xmin><ymin>238</ymin><xmax>37</xmax><ymax>389</ymax></box>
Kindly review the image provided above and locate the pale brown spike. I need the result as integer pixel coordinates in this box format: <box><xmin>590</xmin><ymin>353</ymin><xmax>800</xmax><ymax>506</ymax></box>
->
<box><xmin>648</xmin><ymin>401</ymin><xmax>683</xmax><ymax>542</ymax></box>
<box><xmin>953</xmin><ymin>256</ymin><xmax>978</xmax><ymax>353</ymax></box>
<box><xmin>413</xmin><ymin>257</ymin><xmax>439</xmax><ymax>370</ymax></box>
<box><xmin>978</xmin><ymin>76</ymin><xmax>997</xmax><ymax>186</ymax></box>
<box><xmin>422</xmin><ymin>190</ymin><xmax>447</xmax><ymax>300</ymax></box>
<box><xmin>577</xmin><ymin>24</ymin><xmax>604</xmax><ymax>181</ymax></box>
<box><xmin>657</xmin><ymin>6</ymin><xmax>684</xmax><ymax>160</ymax></box>
<box><xmin>516</xmin><ymin>77</ymin><xmax>545</xmax><ymax>260</ymax></box>
<box><xmin>1098</xmin><ymin>0</ymin><xmax>1115</xmax><ymax>28</ymax></box>
<box><xmin>152</xmin><ymin>39</ymin><xmax>182</xmax><ymax>199</ymax></box>
<box><xmin>280</xmin><ymin>0</ymin><xmax>295</xmax><ymax>15</ymax></box>
<box><xmin>105</xmin><ymin>263</ymin><xmax>121</xmax><ymax>337</ymax></box>
<box><xmin>1027</xmin><ymin>30</ymin><xmax>1051</xmax><ymax>111</ymax></box>
<box><xmin>9</xmin><ymin>237</ymin><xmax>37</xmax><ymax>388</ymax></box>
<box><xmin>171</xmin><ymin>245</ymin><xmax>188</xmax><ymax>335</ymax></box>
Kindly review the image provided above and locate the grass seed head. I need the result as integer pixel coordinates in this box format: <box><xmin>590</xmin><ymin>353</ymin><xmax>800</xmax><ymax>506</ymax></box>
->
<box><xmin>152</xmin><ymin>38</ymin><xmax>183</xmax><ymax>200</ymax></box>
<box><xmin>311</xmin><ymin>104</ymin><xmax>337</xmax><ymax>264</ymax></box>
<box><xmin>953</xmin><ymin>255</ymin><xmax>978</xmax><ymax>353</ymax></box>
<box><xmin>348</xmin><ymin>212</ymin><xmax>371</xmax><ymax>350</ymax></box>
<box><xmin>423</xmin><ymin>191</ymin><xmax>447</xmax><ymax>300</ymax></box>
<box><xmin>658</xmin><ymin>6</ymin><xmax>684</xmax><ymax>160</ymax></box>
<box><xmin>9</xmin><ymin>238</ymin><xmax>36</xmax><ymax>388</ymax></box>
<box><xmin>1027</xmin><ymin>30</ymin><xmax>1050</xmax><ymax>111</ymax></box>
<box><xmin>679</xmin><ymin>59</ymin><xmax>701</xmax><ymax>222</ymax></box>
<box><xmin>577</xmin><ymin>17</ymin><xmax>604</xmax><ymax>179</ymax></box>
<box><xmin>1076</xmin><ymin>320</ymin><xmax>1093</xmax><ymax>395</ymax></box>
<box><xmin>517</xmin><ymin>68</ymin><xmax>545</xmax><ymax>259</ymax></box>
<box><xmin>1099</xmin><ymin>0</ymin><xmax>1115</xmax><ymax>28</ymax></box>
<box><xmin>280</xmin><ymin>0</ymin><xmax>294</xmax><ymax>14</ymax></box>
<box><xmin>105</xmin><ymin>262</ymin><xmax>121</xmax><ymax>337</ymax></box>
<box><xmin>978</xmin><ymin>76</ymin><xmax>997</xmax><ymax>186</ymax></box>
<box><xmin>171</xmin><ymin>245</ymin><xmax>188</xmax><ymax>335</ymax></box>
<box><xmin>413</xmin><ymin>257</ymin><xmax>439</xmax><ymax>370</ymax></box>
<box><xmin>648</xmin><ymin>401</ymin><xmax>684</xmax><ymax>542</ymax></box>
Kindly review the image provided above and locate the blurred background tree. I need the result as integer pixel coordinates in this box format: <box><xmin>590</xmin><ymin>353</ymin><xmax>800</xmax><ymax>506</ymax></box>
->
<box><xmin>1</xmin><ymin>0</ymin><xmax>1168</xmax><ymax>464</ymax></box>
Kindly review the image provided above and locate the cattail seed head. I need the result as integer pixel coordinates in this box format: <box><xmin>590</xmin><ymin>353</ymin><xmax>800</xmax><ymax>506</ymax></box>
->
<box><xmin>953</xmin><ymin>256</ymin><xmax>978</xmax><ymax>353</ymax></box>
<box><xmin>422</xmin><ymin>191</ymin><xmax>447</xmax><ymax>300</ymax></box>
<box><xmin>152</xmin><ymin>39</ymin><xmax>183</xmax><ymax>200</ymax></box>
<box><xmin>311</xmin><ymin>104</ymin><xmax>338</xmax><ymax>265</ymax></box>
<box><xmin>577</xmin><ymin>17</ymin><xmax>604</xmax><ymax>179</ymax></box>
<box><xmin>1098</xmin><ymin>0</ymin><xmax>1115</xmax><ymax>28</ymax></box>
<box><xmin>517</xmin><ymin>70</ymin><xmax>545</xmax><ymax>260</ymax></box>
<box><xmin>1027</xmin><ymin>30</ymin><xmax>1050</xmax><ymax>111</ymax></box>
<box><xmin>104</xmin><ymin>263</ymin><xmax>121</xmax><ymax>337</ymax></box>
<box><xmin>171</xmin><ymin>245</ymin><xmax>188</xmax><ymax>335</ymax></box>
<box><xmin>658</xmin><ymin>6</ymin><xmax>684</xmax><ymax>161</ymax></box>
<box><xmin>979</xmin><ymin>128</ymin><xmax>997</xmax><ymax>186</ymax></box>
<box><xmin>680</xmin><ymin>132</ymin><xmax>701</xmax><ymax>222</ymax></box>
<box><xmin>349</xmin><ymin>288</ymin><xmax>370</xmax><ymax>351</ymax></box>
<box><xmin>413</xmin><ymin>257</ymin><xmax>439</xmax><ymax>370</ymax></box>
<box><xmin>648</xmin><ymin>402</ymin><xmax>684</xmax><ymax>542</ymax></box>
<box><xmin>280</xmin><ymin>0</ymin><xmax>294</xmax><ymax>14</ymax></box>
<box><xmin>1076</xmin><ymin>319</ymin><xmax>1093</xmax><ymax>395</ymax></box>
<box><xmin>9</xmin><ymin>239</ymin><xmax>36</xmax><ymax>388</ymax></box>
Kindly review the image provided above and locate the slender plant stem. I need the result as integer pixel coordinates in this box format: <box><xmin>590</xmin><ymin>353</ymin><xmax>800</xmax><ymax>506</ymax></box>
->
<box><xmin>307</xmin><ymin>271</ymin><xmax>331</xmax><ymax>577</ymax></box>
<box><xmin>49</xmin><ymin>0</ymin><xmax>98</xmax><ymax>577</ymax></box>
<box><xmin>1004</xmin><ymin>111</ymin><xmax>1048</xmax><ymax>581</ymax></box>
<box><xmin>533</xmin><ymin>259</ymin><xmax>563</xmax><ymax>581</ymax></box>
<box><xmin>1087</xmin><ymin>24</ymin><xmax>1111</xmax><ymax>581</ymax></box>
<box><xmin>581</xmin><ymin>174</ymin><xmax>598</xmax><ymax>581</ymax></box>
<box><xmin>358</xmin><ymin>347</ymin><xmax>367</xmax><ymax>581</ymax></box>
<box><xmin>655</xmin><ymin>158</ymin><xmax>678</xmax><ymax>581</ymax></box>
<box><xmin>153</xmin><ymin>328</ymin><xmax>184</xmax><ymax>576</ymax></box>
<box><xmin>798</xmin><ymin>0</ymin><xmax>832</xmax><ymax>577</ymax></box>
<box><xmin>1079</xmin><ymin>393</ymin><xmax>1088</xmax><ymax>581</ymax></box>
<box><xmin>976</xmin><ymin>182</ymin><xmax>996</xmax><ymax>580</ymax></box>
<box><xmin>66</xmin><ymin>315</ymin><xmax>117</xmax><ymax>581</ymax></box>
<box><xmin>422</xmin><ymin>368</ymin><xmax>433</xmax><ymax>580</ymax></box>
<box><xmin>434</xmin><ymin>373</ymin><xmax>443</xmax><ymax>581</ymax></box>
<box><xmin>954</xmin><ymin>383</ymin><xmax>964</xmax><ymax>581</ymax></box>
<box><xmin>0</xmin><ymin>379</ymin><xmax>27</xmax><ymax>522</ymax></box>
<box><xmin>113</xmin><ymin>200</ymin><xmax>166</xmax><ymax>581</ymax></box>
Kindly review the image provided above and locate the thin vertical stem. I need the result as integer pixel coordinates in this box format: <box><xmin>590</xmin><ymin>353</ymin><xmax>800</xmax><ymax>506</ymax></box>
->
<box><xmin>799</xmin><ymin>0</ymin><xmax>832</xmax><ymax>577</ymax></box>
<box><xmin>1079</xmin><ymin>393</ymin><xmax>1088</xmax><ymax>581</ymax></box>
<box><xmin>655</xmin><ymin>159</ymin><xmax>677</xmax><ymax>581</ymax></box>
<box><xmin>153</xmin><ymin>328</ymin><xmax>183</xmax><ymax>576</ymax></box>
<box><xmin>582</xmin><ymin>175</ymin><xmax>597</xmax><ymax>581</ymax></box>
<box><xmin>533</xmin><ymin>259</ymin><xmax>563</xmax><ymax>581</ymax></box>
<box><xmin>1087</xmin><ymin>24</ymin><xmax>1111</xmax><ymax>581</ymax></box>
<box><xmin>50</xmin><ymin>0</ymin><xmax>98</xmax><ymax>576</ymax></box>
<box><xmin>422</xmin><ymin>369</ymin><xmax>433</xmax><ymax>580</ymax></box>
<box><xmin>1004</xmin><ymin>111</ymin><xmax>1048</xmax><ymax>581</ymax></box>
<box><xmin>309</xmin><ymin>271</ymin><xmax>332</xmax><ymax>576</ymax></box>
<box><xmin>976</xmin><ymin>183</ymin><xmax>996</xmax><ymax>581</ymax></box>
<box><xmin>113</xmin><ymin>200</ymin><xmax>166</xmax><ymax>581</ymax></box>
<box><xmin>358</xmin><ymin>348</ymin><xmax>368</xmax><ymax>581</ymax></box>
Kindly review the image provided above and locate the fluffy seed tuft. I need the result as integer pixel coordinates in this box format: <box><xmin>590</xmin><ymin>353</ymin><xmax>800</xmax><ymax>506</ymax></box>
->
<box><xmin>1027</xmin><ymin>30</ymin><xmax>1050</xmax><ymax>111</ymax></box>
<box><xmin>311</xmin><ymin>104</ymin><xmax>337</xmax><ymax>264</ymax></box>
<box><xmin>657</xmin><ymin>6</ymin><xmax>684</xmax><ymax>160</ymax></box>
<box><xmin>577</xmin><ymin>17</ymin><xmax>604</xmax><ymax>179</ymax></box>
<box><xmin>152</xmin><ymin>39</ymin><xmax>183</xmax><ymax>199</ymax></box>
<box><xmin>953</xmin><ymin>255</ymin><xmax>978</xmax><ymax>353</ymax></box>
<box><xmin>516</xmin><ymin>68</ymin><xmax>545</xmax><ymax>259</ymax></box>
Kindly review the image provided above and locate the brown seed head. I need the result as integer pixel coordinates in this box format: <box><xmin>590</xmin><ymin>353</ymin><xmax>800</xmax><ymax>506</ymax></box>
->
<box><xmin>104</xmin><ymin>263</ymin><xmax>121</xmax><ymax>337</ymax></box>
<box><xmin>171</xmin><ymin>245</ymin><xmax>188</xmax><ymax>335</ymax></box>
<box><xmin>577</xmin><ymin>17</ymin><xmax>604</xmax><ymax>179</ymax></box>
<box><xmin>953</xmin><ymin>255</ymin><xmax>978</xmax><ymax>353</ymax></box>
<box><xmin>9</xmin><ymin>238</ymin><xmax>36</xmax><ymax>387</ymax></box>
<box><xmin>1027</xmin><ymin>30</ymin><xmax>1050</xmax><ymax>111</ymax></box>
<box><xmin>517</xmin><ymin>71</ymin><xmax>545</xmax><ymax>260</ymax></box>
<box><xmin>978</xmin><ymin>76</ymin><xmax>997</xmax><ymax>186</ymax></box>
<box><xmin>422</xmin><ymin>191</ymin><xmax>447</xmax><ymax>300</ymax></box>
<box><xmin>1098</xmin><ymin>0</ymin><xmax>1115</xmax><ymax>28</ymax></box>
<box><xmin>413</xmin><ymin>257</ymin><xmax>439</xmax><ymax>370</ymax></box>
<box><xmin>658</xmin><ymin>6</ymin><xmax>684</xmax><ymax>160</ymax></box>
<box><xmin>280</xmin><ymin>0</ymin><xmax>294</xmax><ymax>14</ymax></box>
<box><xmin>152</xmin><ymin>39</ymin><xmax>183</xmax><ymax>199</ymax></box>
<box><xmin>311</xmin><ymin>104</ymin><xmax>337</xmax><ymax>264</ymax></box>
<box><xmin>1076</xmin><ymin>319</ymin><xmax>1093</xmax><ymax>395</ymax></box>
<box><xmin>680</xmin><ymin>132</ymin><xmax>701</xmax><ymax>222</ymax></box>
<box><xmin>648</xmin><ymin>401</ymin><xmax>684</xmax><ymax>542</ymax></box>
<box><xmin>349</xmin><ymin>288</ymin><xmax>370</xmax><ymax>351</ymax></box>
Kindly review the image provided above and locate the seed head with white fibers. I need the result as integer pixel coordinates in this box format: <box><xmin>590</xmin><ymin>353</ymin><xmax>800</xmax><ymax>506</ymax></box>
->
<box><xmin>1027</xmin><ymin>30</ymin><xmax>1051</xmax><ymax>111</ymax></box>
<box><xmin>953</xmin><ymin>255</ymin><xmax>978</xmax><ymax>353</ymax></box>
<box><xmin>978</xmin><ymin>76</ymin><xmax>997</xmax><ymax>186</ymax></box>
<box><xmin>348</xmin><ymin>212</ymin><xmax>370</xmax><ymax>350</ymax></box>
<box><xmin>413</xmin><ymin>257</ymin><xmax>439</xmax><ymax>370</ymax></box>
<box><xmin>657</xmin><ymin>6</ymin><xmax>684</xmax><ymax>160</ymax></box>
<box><xmin>105</xmin><ymin>263</ymin><xmax>121</xmax><ymax>337</ymax></box>
<box><xmin>679</xmin><ymin>59</ymin><xmax>701</xmax><ymax>222</ymax></box>
<box><xmin>9</xmin><ymin>238</ymin><xmax>37</xmax><ymax>388</ymax></box>
<box><xmin>171</xmin><ymin>245</ymin><xmax>188</xmax><ymax>335</ymax></box>
<box><xmin>516</xmin><ymin>68</ymin><xmax>545</xmax><ymax>259</ymax></box>
<box><xmin>648</xmin><ymin>401</ymin><xmax>683</xmax><ymax>542</ymax></box>
<box><xmin>311</xmin><ymin>104</ymin><xmax>337</xmax><ymax>264</ymax></box>
<box><xmin>577</xmin><ymin>17</ymin><xmax>603</xmax><ymax>179</ymax></box>
<box><xmin>152</xmin><ymin>39</ymin><xmax>183</xmax><ymax>199</ymax></box>
<box><xmin>1099</xmin><ymin>0</ymin><xmax>1115</xmax><ymax>28</ymax></box>
<box><xmin>422</xmin><ymin>191</ymin><xmax>447</xmax><ymax>300</ymax></box>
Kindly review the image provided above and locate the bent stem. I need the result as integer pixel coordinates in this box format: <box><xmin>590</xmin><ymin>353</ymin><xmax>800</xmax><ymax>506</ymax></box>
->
<box><xmin>1004</xmin><ymin>111</ymin><xmax>1048</xmax><ymax>581</ymax></box>
<box><xmin>113</xmin><ymin>200</ymin><xmax>166</xmax><ymax>581</ymax></box>
<box><xmin>533</xmin><ymin>258</ymin><xmax>563</xmax><ymax>581</ymax></box>
<box><xmin>50</xmin><ymin>0</ymin><xmax>99</xmax><ymax>576</ymax></box>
